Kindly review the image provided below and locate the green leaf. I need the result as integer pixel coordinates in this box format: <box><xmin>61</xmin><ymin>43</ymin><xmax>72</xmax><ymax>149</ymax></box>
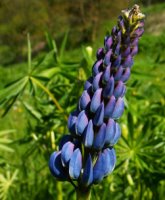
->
<box><xmin>23</xmin><ymin>102</ymin><xmax>42</xmax><ymax>121</ymax></box>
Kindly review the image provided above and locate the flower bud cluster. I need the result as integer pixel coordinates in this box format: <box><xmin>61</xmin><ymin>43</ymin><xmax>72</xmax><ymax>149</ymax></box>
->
<box><xmin>49</xmin><ymin>5</ymin><xmax>145</xmax><ymax>189</ymax></box>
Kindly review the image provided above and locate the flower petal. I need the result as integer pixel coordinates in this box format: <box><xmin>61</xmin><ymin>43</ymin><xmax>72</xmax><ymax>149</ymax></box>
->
<box><xmin>104</xmin><ymin>95</ymin><xmax>116</xmax><ymax>118</ymax></box>
<box><xmin>76</xmin><ymin>111</ymin><xmax>88</xmax><ymax>135</ymax></box>
<box><xmin>69</xmin><ymin>148</ymin><xmax>82</xmax><ymax>179</ymax></box>
<box><xmin>61</xmin><ymin>141</ymin><xmax>75</xmax><ymax>167</ymax></box>
<box><xmin>82</xmin><ymin>154</ymin><xmax>93</xmax><ymax>186</ymax></box>
<box><xmin>112</xmin><ymin>97</ymin><xmax>124</xmax><ymax>119</ymax></box>
<box><xmin>90</xmin><ymin>88</ymin><xmax>102</xmax><ymax>113</ymax></box>
<box><xmin>79</xmin><ymin>90</ymin><xmax>91</xmax><ymax>110</ymax></box>
<box><xmin>83</xmin><ymin>120</ymin><xmax>94</xmax><ymax>148</ymax></box>
<box><xmin>92</xmin><ymin>72</ymin><xmax>103</xmax><ymax>91</ymax></box>
<box><xmin>93</xmin><ymin>123</ymin><xmax>106</xmax><ymax>150</ymax></box>
<box><xmin>103</xmin><ymin>77</ymin><xmax>114</xmax><ymax>98</ymax></box>
<box><xmin>93</xmin><ymin>102</ymin><xmax>104</xmax><ymax>126</ymax></box>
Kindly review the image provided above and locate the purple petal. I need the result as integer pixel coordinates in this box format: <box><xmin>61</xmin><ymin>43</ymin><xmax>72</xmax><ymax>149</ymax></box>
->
<box><xmin>93</xmin><ymin>123</ymin><xmax>106</xmax><ymax>150</ymax></box>
<box><xmin>103</xmin><ymin>77</ymin><xmax>114</xmax><ymax>98</ymax></box>
<box><xmin>113</xmin><ymin>81</ymin><xmax>125</xmax><ymax>98</ymax></box>
<box><xmin>105</xmin><ymin>119</ymin><xmax>116</xmax><ymax>145</ymax></box>
<box><xmin>113</xmin><ymin>54</ymin><xmax>122</xmax><ymax>68</ymax></box>
<box><xmin>93</xmin><ymin>102</ymin><xmax>104</xmax><ymax>126</ymax></box>
<box><xmin>90</xmin><ymin>88</ymin><xmax>102</xmax><ymax>113</ymax></box>
<box><xmin>69</xmin><ymin>148</ymin><xmax>82</xmax><ymax>179</ymax></box>
<box><xmin>96</xmin><ymin>48</ymin><xmax>104</xmax><ymax>60</ymax></box>
<box><xmin>104</xmin><ymin>36</ymin><xmax>113</xmax><ymax>51</ymax></box>
<box><xmin>112</xmin><ymin>97</ymin><xmax>124</xmax><ymax>119</ymax></box>
<box><xmin>92</xmin><ymin>72</ymin><xmax>103</xmax><ymax>91</ymax></box>
<box><xmin>92</xmin><ymin>60</ymin><xmax>103</xmax><ymax>76</ymax></box>
<box><xmin>79</xmin><ymin>90</ymin><xmax>91</xmax><ymax>110</ymax></box>
<box><xmin>83</xmin><ymin>120</ymin><xmax>94</xmax><ymax>148</ymax></box>
<box><xmin>102</xmin><ymin>65</ymin><xmax>111</xmax><ymax>83</ymax></box>
<box><xmin>103</xmin><ymin>49</ymin><xmax>112</xmax><ymax>66</ymax></box>
<box><xmin>114</xmin><ymin>43</ymin><xmax>120</xmax><ymax>55</ymax></box>
<box><xmin>114</xmin><ymin>66</ymin><xmax>124</xmax><ymax>81</ymax></box>
<box><xmin>123</xmin><ymin>55</ymin><xmax>133</xmax><ymax>68</ymax></box>
<box><xmin>104</xmin><ymin>95</ymin><xmax>116</xmax><ymax>118</ymax></box>
<box><xmin>61</xmin><ymin>141</ymin><xmax>75</xmax><ymax>167</ymax></box>
<box><xmin>82</xmin><ymin>154</ymin><xmax>93</xmax><ymax>186</ymax></box>
<box><xmin>76</xmin><ymin>111</ymin><xmax>88</xmax><ymax>135</ymax></box>
<box><xmin>84</xmin><ymin>77</ymin><xmax>93</xmax><ymax>90</ymax></box>
<box><xmin>122</xmin><ymin>46</ymin><xmax>131</xmax><ymax>57</ymax></box>
<box><xmin>131</xmin><ymin>46</ymin><xmax>138</xmax><ymax>56</ymax></box>
<box><xmin>121</xmin><ymin>68</ymin><xmax>131</xmax><ymax>82</ymax></box>
<box><xmin>49</xmin><ymin>151</ymin><xmax>67</xmax><ymax>180</ymax></box>
<box><xmin>131</xmin><ymin>38</ymin><xmax>138</xmax><ymax>46</ymax></box>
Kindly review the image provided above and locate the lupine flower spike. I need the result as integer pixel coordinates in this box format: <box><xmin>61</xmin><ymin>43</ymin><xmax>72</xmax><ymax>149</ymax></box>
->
<box><xmin>49</xmin><ymin>4</ymin><xmax>145</xmax><ymax>200</ymax></box>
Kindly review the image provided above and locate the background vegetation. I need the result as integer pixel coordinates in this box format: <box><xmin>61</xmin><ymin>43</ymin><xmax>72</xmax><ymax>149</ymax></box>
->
<box><xmin>0</xmin><ymin>1</ymin><xmax>164</xmax><ymax>200</ymax></box>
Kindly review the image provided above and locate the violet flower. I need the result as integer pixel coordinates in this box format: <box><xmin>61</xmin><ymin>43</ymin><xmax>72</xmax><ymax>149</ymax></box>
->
<box><xmin>49</xmin><ymin>4</ymin><xmax>145</xmax><ymax>199</ymax></box>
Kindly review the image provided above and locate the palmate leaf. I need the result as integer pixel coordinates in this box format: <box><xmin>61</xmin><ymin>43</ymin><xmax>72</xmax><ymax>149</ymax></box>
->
<box><xmin>0</xmin><ymin>170</ymin><xmax>18</xmax><ymax>200</ymax></box>
<box><xmin>0</xmin><ymin>130</ymin><xmax>15</xmax><ymax>153</ymax></box>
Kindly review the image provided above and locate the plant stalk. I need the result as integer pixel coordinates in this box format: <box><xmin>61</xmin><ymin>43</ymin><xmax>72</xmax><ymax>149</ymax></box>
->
<box><xmin>76</xmin><ymin>188</ymin><xmax>91</xmax><ymax>200</ymax></box>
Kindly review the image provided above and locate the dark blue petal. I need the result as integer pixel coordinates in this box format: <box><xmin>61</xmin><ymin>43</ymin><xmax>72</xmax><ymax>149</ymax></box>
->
<box><xmin>93</xmin><ymin>152</ymin><xmax>105</xmax><ymax>183</ymax></box>
<box><xmin>49</xmin><ymin>151</ymin><xmax>67</xmax><ymax>180</ymax></box>
<box><xmin>93</xmin><ymin>72</ymin><xmax>103</xmax><ymax>91</ymax></box>
<box><xmin>96</xmin><ymin>48</ymin><xmax>104</xmax><ymax>60</ymax></box>
<box><xmin>113</xmin><ymin>81</ymin><xmax>125</xmax><ymax>98</ymax></box>
<box><xmin>104</xmin><ymin>36</ymin><xmax>113</xmax><ymax>51</ymax></box>
<box><xmin>79</xmin><ymin>90</ymin><xmax>90</xmax><ymax>110</ymax></box>
<box><xmin>93</xmin><ymin>102</ymin><xmax>104</xmax><ymax>126</ymax></box>
<box><xmin>59</xmin><ymin>135</ymin><xmax>72</xmax><ymax>150</ymax></box>
<box><xmin>76</xmin><ymin>111</ymin><xmax>88</xmax><ymax>135</ymax></box>
<box><xmin>102</xmin><ymin>65</ymin><xmax>111</xmax><ymax>83</ymax></box>
<box><xmin>83</xmin><ymin>120</ymin><xmax>94</xmax><ymax>148</ymax></box>
<box><xmin>90</xmin><ymin>88</ymin><xmax>102</xmax><ymax>113</ymax></box>
<box><xmin>114</xmin><ymin>66</ymin><xmax>123</xmax><ymax>81</ymax></box>
<box><xmin>61</xmin><ymin>141</ymin><xmax>75</xmax><ymax>167</ymax></box>
<box><xmin>69</xmin><ymin>148</ymin><xmax>82</xmax><ymax>179</ymax></box>
<box><xmin>123</xmin><ymin>55</ymin><xmax>133</xmax><ymax>68</ymax></box>
<box><xmin>103</xmin><ymin>77</ymin><xmax>114</xmax><ymax>98</ymax></box>
<box><xmin>68</xmin><ymin>112</ymin><xmax>78</xmax><ymax>135</ymax></box>
<box><xmin>111</xmin><ymin>123</ymin><xmax>121</xmax><ymax>145</ymax></box>
<box><xmin>104</xmin><ymin>148</ymin><xmax>116</xmax><ymax>175</ymax></box>
<box><xmin>92</xmin><ymin>60</ymin><xmax>103</xmax><ymax>76</ymax></box>
<box><xmin>103</xmin><ymin>49</ymin><xmax>112</xmax><ymax>66</ymax></box>
<box><xmin>121</xmin><ymin>68</ymin><xmax>131</xmax><ymax>82</ymax></box>
<box><xmin>112</xmin><ymin>97</ymin><xmax>124</xmax><ymax>119</ymax></box>
<box><xmin>104</xmin><ymin>96</ymin><xmax>116</xmax><ymax>118</ymax></box>
<box><xmin>82</xmin><ymin>154</ymin><xmax>93</xmax><ymax>186</ymax></box>
<box><xmin>105</xmin><ymin>119</ymin><xmax>116</xmax><ymax>145</ymax></box>
<box><xmin>93</xmin><ymin>123</ymin><xmax>106</xmax><ymax>150</ymax></box>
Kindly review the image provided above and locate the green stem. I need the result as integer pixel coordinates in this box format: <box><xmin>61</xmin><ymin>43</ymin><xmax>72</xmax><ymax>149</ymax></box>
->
<box><xmin>30</xmin><ymin>76</ymin><xmax>67</xmax><ymax>120</ymax></box>
<box><xmin>56</xmin><ymin>182</ymin><xmax>63</xmax><ymax>200</ymax></box>
<box><xmin>76</xmin><ymin>188</ymin><xmax>91</xmax><ymax>200</ymax></box>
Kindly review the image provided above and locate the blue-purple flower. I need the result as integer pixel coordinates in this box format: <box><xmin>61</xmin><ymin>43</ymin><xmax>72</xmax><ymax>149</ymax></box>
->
<box><xmin>49</xmin><ymin>4</ymin><xmax>145</xmax><ymax>190</ymax></box>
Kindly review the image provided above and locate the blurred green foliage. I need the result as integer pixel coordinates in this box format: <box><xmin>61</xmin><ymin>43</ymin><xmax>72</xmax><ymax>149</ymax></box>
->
<box><xmin>0</xmin><ymin>2</ymin><xmax>165</xmax><ymax>200</ymax></box>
